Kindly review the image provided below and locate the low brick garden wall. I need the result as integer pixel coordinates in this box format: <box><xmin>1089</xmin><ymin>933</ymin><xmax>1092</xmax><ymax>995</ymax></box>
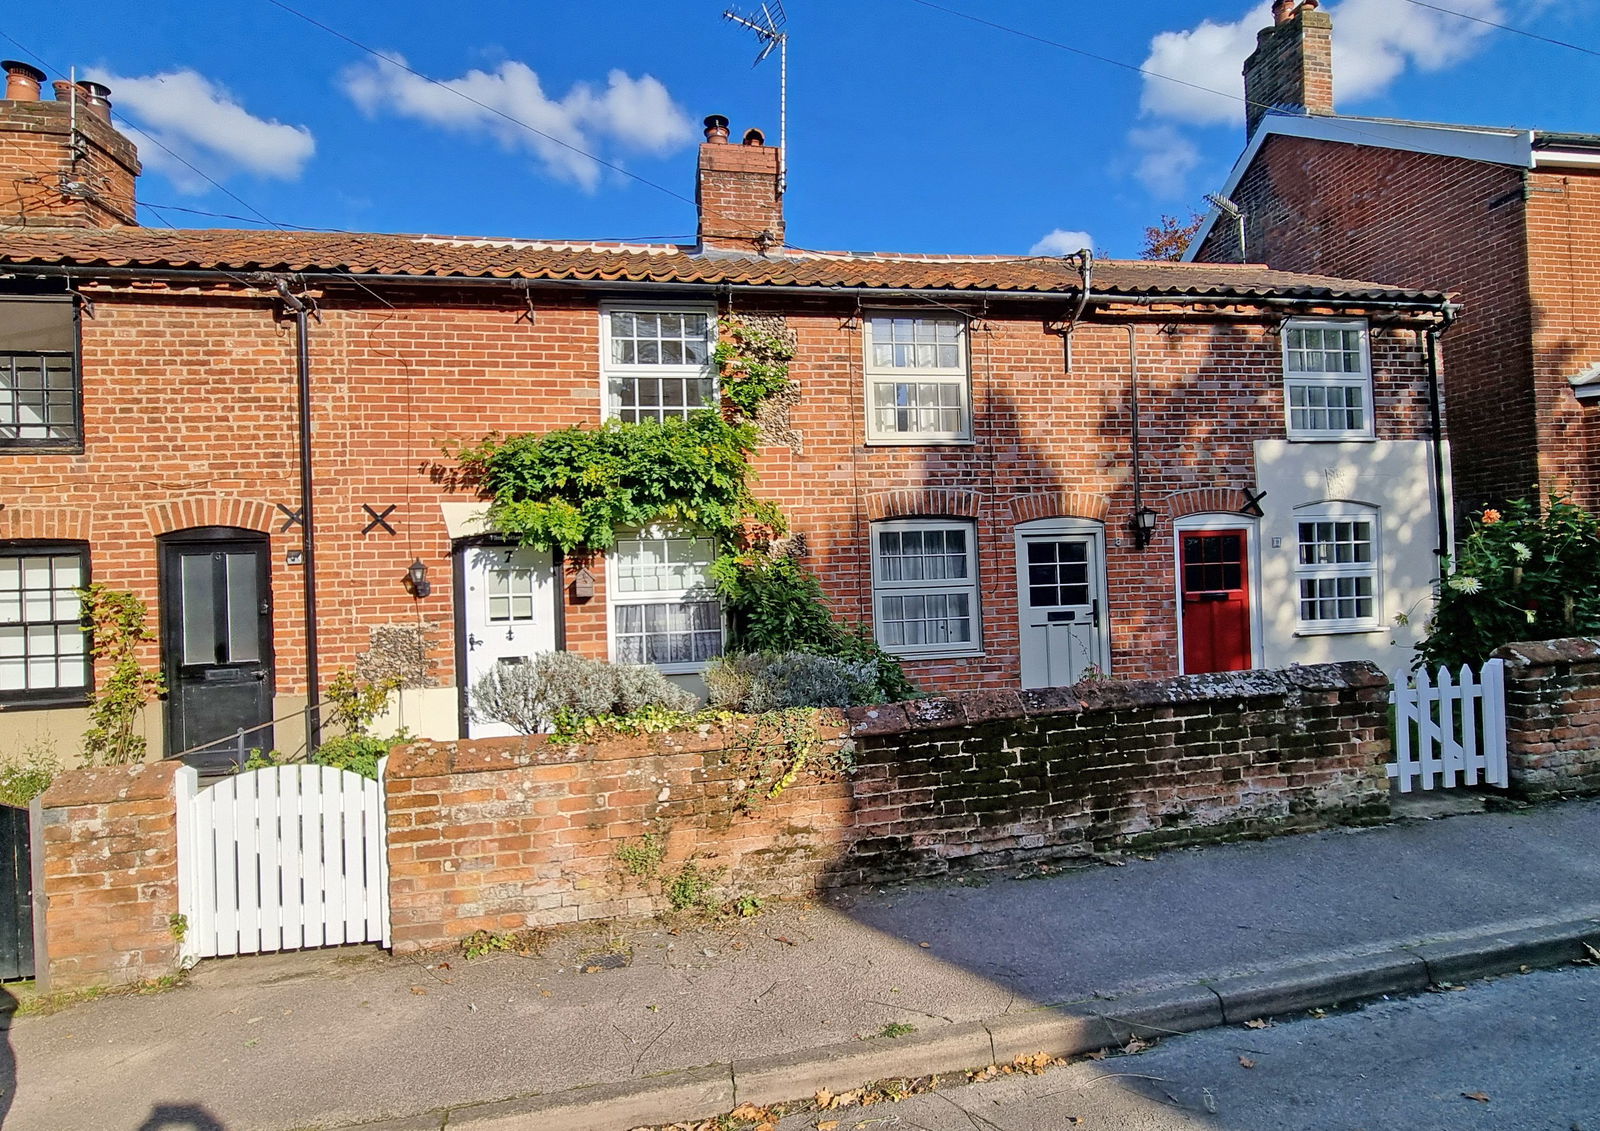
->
<box><xmin>35</xmin><ymin>760</ymin><xmax>185</xmax><ymax>990</ymax></box>
<box><xmin>386</xmin><ymin>661</ymin><xmax>1392</xmax><ymax>952</ymax></box>
<box><xmin>1498</xmin><ymin>636</ymin><xmax>1600</xmax><ymax>800</ymax></box>
<box><xmin>32</xmin><ymin>660</ymin><xmax>1397</xmax><ymax>982</ymax></box>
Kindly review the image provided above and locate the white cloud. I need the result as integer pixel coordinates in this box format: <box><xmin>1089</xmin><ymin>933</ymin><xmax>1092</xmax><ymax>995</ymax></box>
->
<box><xmin>341</xmin><ymin>53</ymin><xmax>694</xmax><ymax>191</ymax></box>
<box><xmin>1127</xmin><ymin>125</ymin><xmax>1202</xmax><ymax>198</ymax></box>
<box><xmin>1029</xmin><ymin>228</ymin><xmax>1096</xmax><ymax>257</ymax></box>
<box><xmin>1138</xmin><ymin>0</ymin><xmax>1516</xmax><ymax>128</ymax></box>
<box><xmin>87</xmin><ymin>68</ymin><xmax>315</xmax><ymax>192</ymax></box>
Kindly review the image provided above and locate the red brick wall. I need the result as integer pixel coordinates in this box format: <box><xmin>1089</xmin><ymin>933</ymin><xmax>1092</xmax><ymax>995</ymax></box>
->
<box><xmin>0</xmin><ymin>281</ymin><xmax>1437</xmax><ymax>719</ymax></box>
<box><xmin>386</xmin><ymin>660</ymin><xmax>1390</xmax><ymax>952</ymax></box>
<box><xmin>696</xmin><ymin>137</ymin><xmax>784</xmax><ymax>252</ymax></box>
<box><xmin>1523</xmin><ymin>170</ymin><xmax>1600</xmax><ymax>511</ymax></box>
<box><xmin>1497</xmin><ymin>636</ymin><xmax>1600</xmax><ymax>800</ymax></box>
<box><xmin>1194</xmin><ymin>134</ymin><xmax>1545</xmax><ymax>514</ymax></box>
<box><xmin>37</xmin><ymin>760</ymin><xmax>183</xmax><ymax>990</ymax></box>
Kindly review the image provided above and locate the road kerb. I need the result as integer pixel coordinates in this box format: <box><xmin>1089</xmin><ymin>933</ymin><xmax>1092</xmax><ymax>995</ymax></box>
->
<box><xmin>1406</xmin><ymin>918</ymin><xmax>1600</xmax><ymax>986</ymax></box>
<box><xmin>732</xmin><ymin>1020</ymin><xmax>994</xmax><ymax>1108</ymax></box>
<box><xmin>1210</xmin><ymin>949</ymin><xmax>1431</xmax><ymax>1025</ymax></box>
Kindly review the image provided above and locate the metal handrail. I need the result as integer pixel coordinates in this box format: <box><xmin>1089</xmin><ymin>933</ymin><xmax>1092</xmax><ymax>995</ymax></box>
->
<box><xmin>169</xmin><ymin>699</ymin><xmax>325</xmax><ymax>769</ymax></box>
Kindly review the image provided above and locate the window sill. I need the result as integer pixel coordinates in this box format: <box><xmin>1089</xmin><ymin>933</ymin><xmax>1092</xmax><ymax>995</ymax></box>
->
<box><xmin>0</xmin><ymin>693</ymin><xmax>92</xmax><ymax>712</ymax></box>
<box><xmin>864</xmin><ymin>437</ymin><xmax>977</xmax><ymax>448</ymax></box>
<box><xmin>0</xmin><ymin>443</ymin><xmax>86</xmax><ymax>456</ymax></box>
<box><xmin>883</xmin><ymin>649</ymin><xmax>986</xmax><ymax>662</ymax></box>
<box><xmin>1284</xmin><ymin>435</ymin><xmax>1377</xmax><ymax>444</ymax></box>
<box><xmin>1293</xmin><ymin>626</ymin><xmax>1386</xmax><ymax>637</ymax></box>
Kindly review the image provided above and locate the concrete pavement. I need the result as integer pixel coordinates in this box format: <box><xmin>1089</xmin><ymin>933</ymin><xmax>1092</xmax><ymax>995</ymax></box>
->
<box><xmin>7</xmin><ymin>796</ymin><xmax>1600</xmax><ymax>1131</ymax></box>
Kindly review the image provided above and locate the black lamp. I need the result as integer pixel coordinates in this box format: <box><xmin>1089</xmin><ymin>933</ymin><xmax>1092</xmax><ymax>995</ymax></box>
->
<box><xmin>1130</xmin><ymin>507</ymin><xmax>1158</xmax><ymax>550</ymax></box>
<box><xmin>405</xmin><ymin>558</ymin><xmax>432</xmax><ymax>598</ymax></box>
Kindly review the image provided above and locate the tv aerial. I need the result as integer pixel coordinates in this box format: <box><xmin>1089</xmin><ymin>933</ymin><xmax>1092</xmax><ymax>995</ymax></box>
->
<box><xmin>722</xmin><ymin>1</ymin><xmax>788</xmax><ymax>193</ymax></box>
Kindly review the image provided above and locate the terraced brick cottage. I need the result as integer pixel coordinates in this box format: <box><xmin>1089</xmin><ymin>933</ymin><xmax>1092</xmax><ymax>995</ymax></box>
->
<box><xmin>0</xmin><ymin>67</ymin><xmax>1454</xmax><ymax>763</ymax></box>
<box><xmin>1190</xmin><ymin>0</ymin><xmax>1600</xmax><ymax>517</ymax></box>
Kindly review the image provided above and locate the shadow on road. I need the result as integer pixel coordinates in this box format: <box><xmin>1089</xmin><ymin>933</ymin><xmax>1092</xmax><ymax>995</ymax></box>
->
<box><xmin>136</xmin><ymin>1104</ymin><xmax>226</xmax><ymax>1131</ymax></box>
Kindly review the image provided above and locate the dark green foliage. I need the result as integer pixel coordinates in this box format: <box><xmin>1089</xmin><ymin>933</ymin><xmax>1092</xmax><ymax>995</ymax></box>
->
<box><xmin>713</xmin><ymin>317</ymin><xmax>795</xmax><ymax>421</ymax></box>
<box><xmin>80</xmin><ymin>585</ymin><xmax>165</xmax><ymax>766</ymax></box>
<box><xmin>1417</xmin><ymin>495</ymin><xmax>1600</xmax><ymax>669</ymax></box>
<box><xmin>310</xmin><ymin>735</ymin><xmax>391</xmax><ymax>780</ymax></box>
<box><xmin>453</xmin><ymin>412</ymin><xmax>758</xmax><ymax>551</ymax></box>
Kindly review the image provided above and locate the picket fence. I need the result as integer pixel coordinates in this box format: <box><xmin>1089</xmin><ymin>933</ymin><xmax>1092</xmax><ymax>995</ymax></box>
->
<box><xmin>1388</xmin><ymin>659</ymin><xmax>1508</xmax><ymax>792</ymax></box>
<box><xmin>177</xmin><ymin>762</ymin><xmax>390</xmax><ymax>960</ymax></box>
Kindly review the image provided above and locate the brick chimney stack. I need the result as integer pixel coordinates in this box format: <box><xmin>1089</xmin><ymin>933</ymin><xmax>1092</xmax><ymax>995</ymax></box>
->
<box><xmin>696</xmin><ymin>114</ymin><xmax>784</xmax><ymax>256</ymax></box>
<box><xmin>1</xmin><ymin>62</ymin><xmax>141</xmax><ymax>228</ymax></box>
<box><xmin>1243</xmin><ymin>0</ymin><xmax>1334</xmax><ymax>139</ymax></box>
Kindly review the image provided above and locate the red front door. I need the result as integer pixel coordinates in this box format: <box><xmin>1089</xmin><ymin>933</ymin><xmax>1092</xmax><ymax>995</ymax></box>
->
<box><xmin>1180</xmin><ymin>530</ymin><xmax>1252</xmax><ymax>674</ymax></box>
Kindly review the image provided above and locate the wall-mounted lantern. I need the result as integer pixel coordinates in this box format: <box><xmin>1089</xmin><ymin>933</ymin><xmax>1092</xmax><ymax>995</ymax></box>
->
<box><xmin>405</xmin><ymin>558</ymin><xmax>432</xmax><ymax>598</ymax></box>
<box><xmin>1130</xmin><ymin>507</ymin><xmax>1159</xmax><ymax>551</ymax></box>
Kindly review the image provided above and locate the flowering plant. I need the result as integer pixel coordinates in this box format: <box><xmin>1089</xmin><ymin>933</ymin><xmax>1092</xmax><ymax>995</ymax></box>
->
<box><xmin>1416</xmin><ymin>494</ymin><xmax>1600</xmax><ymax>669</ymax></box>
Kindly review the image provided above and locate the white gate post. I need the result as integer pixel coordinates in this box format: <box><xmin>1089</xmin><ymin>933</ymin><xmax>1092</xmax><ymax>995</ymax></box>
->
<box><xmin>376</xmin><ymin>755</ymin><xmax>392</xmax><ymax>951</ymax></box>
<box><xmin>173</xmin><ymin>766</ymin><xmax>202</xmax><ymax>966</ymax></box>
<box><xmin>1481</xmin><ymin>657</ymin><xmax>1509</xmax><ymax>786</ymax></box>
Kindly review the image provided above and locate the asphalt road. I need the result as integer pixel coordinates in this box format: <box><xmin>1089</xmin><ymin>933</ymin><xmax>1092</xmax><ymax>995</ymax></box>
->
<box><xmin>775</xmin><ymin>964</ymin><xmax>1600</xmax><ymax>1131</ymax></box>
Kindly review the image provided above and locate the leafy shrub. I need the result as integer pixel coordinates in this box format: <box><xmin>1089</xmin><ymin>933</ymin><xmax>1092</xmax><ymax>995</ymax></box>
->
<box><xmin>1418</xmin><ymin>495</ymin><xmax>1600</xmax><ymax>669</ymax></box>
<box><xmin>0</xmin><ymin>742</ymin><xmax>58</xmax><ymax>807</ymax></box>
<box><xmin>80</xmin><ymin>585</ymin><xmax>165</xmax><ymax>766</ymax></box>
<box><xmin>469</xmin><ymin>652</ymin><xmax>697</xmax><ymax>735</ymax></box>
<box><xmin>707</xmin><ymin>651</ymin><xmax>879</xmax><ymax>711</ymax></box>
<box><xmin>311</xmin><ymin>734</ymin><xmax>391</xmax><ymax>780</ymax></box>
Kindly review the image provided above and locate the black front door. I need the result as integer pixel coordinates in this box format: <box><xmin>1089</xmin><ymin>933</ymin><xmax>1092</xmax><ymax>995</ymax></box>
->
<box><xmin>160</xmin><ymin>528</ymin><xmax>273</xmax><ymax>772</ymax></box>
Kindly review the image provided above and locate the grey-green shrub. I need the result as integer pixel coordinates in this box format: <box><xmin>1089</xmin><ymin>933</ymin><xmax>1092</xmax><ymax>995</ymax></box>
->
<box><xmin>469</xmin><ymin>652</ymin><xmax>696</xmax><ymax>734</ymax></box>
<box><xmin>706</xmin><ymin>651</ymin><xmax>880</xmax><ymax>712</ymax></box>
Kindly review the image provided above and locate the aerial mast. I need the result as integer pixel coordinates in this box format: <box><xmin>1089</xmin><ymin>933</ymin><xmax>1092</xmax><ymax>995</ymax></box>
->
<box><xmin>722</xmin><ymin>2</ymin><xmax>788</xmax><ymax>194</ymax></box>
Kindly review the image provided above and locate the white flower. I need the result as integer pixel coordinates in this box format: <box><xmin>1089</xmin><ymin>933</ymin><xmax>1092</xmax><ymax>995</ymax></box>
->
<box><xmin>1448</xmin><ymin>575</ymin><xmax>1482</xmax><ymax>594</ymax></box>
<box><xmin>1512</xmin><ymin>542</ymin><xmax>1532</xmax><ymax>562</ymax></box>
<box><xmin>1526</xmin><ymin>609</ymin><xmax>1537</xmax><ymax>624</ymax></box>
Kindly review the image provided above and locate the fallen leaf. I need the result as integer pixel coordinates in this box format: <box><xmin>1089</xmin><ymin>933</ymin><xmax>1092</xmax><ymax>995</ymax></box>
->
<box><xmin>1463</xmin><ymin>1092</ymin><xmax>1491</xmax><ymax>1103</ymax></box>
<box><xmin>918</xmin><ymin>941</ymin><xmax>931</xmax><ymax>949</ymax></box>
<box><xmin>818</xmin><ymin>1122</ymin><xmax>839</xmax><ymax>1130</ymax></box>
<box><xmin>1239</xmin><ymin>1056</ymin><xmax>1256</xmax><ymax>1069</ymax></box>
<box><xmin>1244</xmin><ymin>1018</ymin><xmax>1271</xmax><ymax>1030</ymax></box>
<box><xmin>815</xmin><ymin>1089</ymin><xmax>834</xmax><ymax>1109</ymax></box>
<box><xmin>772</xmin><ymin>935</ymin><xmax>797</xmax><ymax>946</ymax></box>
<box><xmin>1123</xmin><ymin>1036</ymin><xmax>1151</xmax><ymax>1054</ymax></box>
<box><xmin>409</xmin><ymin>986</ymin><xmax>428</xmax><ymax>996</ymax></box>
<box><xmin>1583</xmin><ymin>942</ymin><xmax>1600</xmax><ymax>963</ymax></box>
<box><xmin>436</xmin><ymin>961</ymin><xmax>451</xmax><ymax>970</ymax></box>
<box><xmin>1067</xmin><ymin>1119</ymin><xmax>1084</xmax><ymax>1126</ymax></box>
<box><xmin>1085</xmin><ymin>1048</ymin><xmax>1110</xmax><ymax>1061</ymax></box>
<box><xmin>729</xmin><ymin>1102</ymin><xmax>771</xmax><ymax>1120</ymax></box>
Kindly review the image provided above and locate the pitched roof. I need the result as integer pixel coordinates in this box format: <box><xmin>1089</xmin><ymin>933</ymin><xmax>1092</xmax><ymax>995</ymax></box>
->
<box><xmin>0</xmin><ymin>227</ymin><xmax>1446</xmax><ymax>305</ymax></box>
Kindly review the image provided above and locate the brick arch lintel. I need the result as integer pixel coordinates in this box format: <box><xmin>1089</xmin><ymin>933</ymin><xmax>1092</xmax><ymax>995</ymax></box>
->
<box><xmin>867</xmin><ymin>488</ymin><xmax>983</xmax><ymax>522</ymax></box>
<box><xmin>0</xmin><ymin>506</ymin><xmax>93</xmax><ymax>543</ymax></box>
<box><xmin>1160</xmin><ymin>488</ymin><xmax>1255</xmax><ymax>521</ymax></box>
<box><xmin>145</xmin><ymin>496</ymin><xmax>278</xmax><ymax>537</ymax></box>
<box><xmin>1005</xmin><ymin>491</ymin><xmax>1111</xmax><ymax>525</ymax></box>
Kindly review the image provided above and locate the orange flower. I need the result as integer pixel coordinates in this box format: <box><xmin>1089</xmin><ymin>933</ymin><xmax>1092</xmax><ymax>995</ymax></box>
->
<box><xmin>1481</xmin><ymin>509</ymin><xmax>1502</xmax><ymax>525</ymax></box>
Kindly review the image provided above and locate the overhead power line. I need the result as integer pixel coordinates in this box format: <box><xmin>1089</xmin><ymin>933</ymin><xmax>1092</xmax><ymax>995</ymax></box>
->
<box><xmin>1398</xmin><ymin>0</ymin><xmax>1600</xmax><ymax>59</ymax></box>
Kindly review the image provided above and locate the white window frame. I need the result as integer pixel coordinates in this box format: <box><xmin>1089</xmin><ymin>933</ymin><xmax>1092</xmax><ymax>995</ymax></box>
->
<box><xmin>599</xmin><ymin>302</ymin><xmax>718</xmax><ymax>423</ymax></box>
<box><xmin>862</xmin><ymin>311</ymin><xmax>973</xmax><ymax>444</ymax></box>
<box><xmin>1282</xmin><ymin>317</ymin><xmax>1375</xmax><ymax>442</ymax></box>
<box><xmin>870</xmin><ymin>518</ymin><xmax>982</xmax><ymax>658</ymax></box>
<box><xmin>1293</xmin><ymin>503</ymin><xmax>1383</xmax><ymax>634</ymax></box>
<box><xmin>0</xmin><ymin>541</ymin><xmax>90</xmax><ymax>704</ymax></box>
<box><xmin>606</xmin><ymin>527</ymin><xmax>725</xmax><ymax>674</ymax></box>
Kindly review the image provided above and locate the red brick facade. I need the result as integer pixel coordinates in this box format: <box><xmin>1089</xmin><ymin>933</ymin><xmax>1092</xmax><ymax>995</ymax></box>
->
<box><xmin>0</xmin><ymin>84</ymin><xmax>139</xmax><ymax>228</ymax></box>
<box><xmin>1496</xmin><ymin>636</ymin><xmax>1600</xmax><ymax>800</ymax></box>
<box><xmin>1196</xmin><ymin>8</ymin><xmax>1600</xmax><ymax>516</ymax></box>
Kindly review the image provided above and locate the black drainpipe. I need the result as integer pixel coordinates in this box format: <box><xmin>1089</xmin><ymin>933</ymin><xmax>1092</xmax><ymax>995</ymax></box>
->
<box><xmin>274</xmin><ymin>279</ymin><xmax>321</xmax><ymax>752</ymax></box>
<box><xmin>1128</xmin><ymin>325</ymin><xmax>1146</xmax><ymax>544</ymax></box>
<box><xmin>1424</xmin><ymin>325</ymin><xmax>1452</xmax><ymax>567</ymax></box>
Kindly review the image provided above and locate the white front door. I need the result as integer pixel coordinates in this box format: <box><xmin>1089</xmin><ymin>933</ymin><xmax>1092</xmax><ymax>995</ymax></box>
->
<box><xmin>1017</xmin><ymin>521</ymin><xmax>1109</xmax><ymax>690</ymax></box>
<box><xmin>459</xmin><ymin>543</ymin><xmax>559</xmax><ymax>738</ymax></box>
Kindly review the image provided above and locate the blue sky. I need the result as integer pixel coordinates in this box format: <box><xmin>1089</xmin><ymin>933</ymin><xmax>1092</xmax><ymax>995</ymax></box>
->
<box><xmin>6</xmin><ymin>1</ymin><xmax>1598</xmax><ymax>257</ymax></box>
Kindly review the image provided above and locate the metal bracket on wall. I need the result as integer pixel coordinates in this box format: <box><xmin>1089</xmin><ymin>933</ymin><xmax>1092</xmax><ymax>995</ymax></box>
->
<box><xmin>361</xmin><ymin>504</ymin><xmax>397</xmax><ymax>536</ymax></box>
<box><xmin>1239</xmin><ymin>487</ymin><xmax>1267</xmax><ymax>518</ymax></box>
<box><xmin>275</xmin><ymin>503</ymin><xmax>304</xmax><ymax>532</ymax></box>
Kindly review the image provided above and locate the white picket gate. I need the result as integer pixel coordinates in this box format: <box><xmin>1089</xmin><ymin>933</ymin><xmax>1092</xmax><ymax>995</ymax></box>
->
<box><xmin>1388</xmin><ymin>659</ymin><xmax>1508</xmax><ymax>792</ymax></box>
<box><xmin>176</xmin><ymin>761</ymin><xmax>390</xmax><ymax>961</ymax></box>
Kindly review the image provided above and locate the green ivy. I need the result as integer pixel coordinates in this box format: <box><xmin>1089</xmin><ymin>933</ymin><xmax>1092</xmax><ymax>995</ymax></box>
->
<box><xmin>713</xmin><ymin>316</ymin><xmax>795</xmax><ymax>421</ymax></box>
<box><xmin>452</xmin><ymin>412</ymin><xmax>757</xmax><ymax>552</ymax></box>
<box><xmin>1417</xmin><ymin>494</ymin><xmax>1600</xmax><ymax>669</ymax></box>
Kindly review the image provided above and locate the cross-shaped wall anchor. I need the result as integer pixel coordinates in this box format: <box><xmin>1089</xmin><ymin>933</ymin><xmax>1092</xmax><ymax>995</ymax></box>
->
<box><xmin>362</xmin><ymin>504</ymin><xmax>397</xmax><ymax>535</ymax></box>
<box><xmin>1239</xmin><ymin>488</ymin><xmax>1267</xmax><ymax>518</ymax></box>
<box><xmin>275</xmin><ymin>503</ymin><xmax>304</xmax><ymax>532</ymax></box>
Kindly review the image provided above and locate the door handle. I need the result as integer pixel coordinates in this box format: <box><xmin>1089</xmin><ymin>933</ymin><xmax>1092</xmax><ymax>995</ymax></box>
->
<box><xmin>1090</xmin><ymin>599</ymin><xmax>1100</xmax><ymax>629</ymax></box>
<box><xmin>252</xmin><ymin>671</ymin><xmax>267</xmax><ymax>681</ymax></box>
